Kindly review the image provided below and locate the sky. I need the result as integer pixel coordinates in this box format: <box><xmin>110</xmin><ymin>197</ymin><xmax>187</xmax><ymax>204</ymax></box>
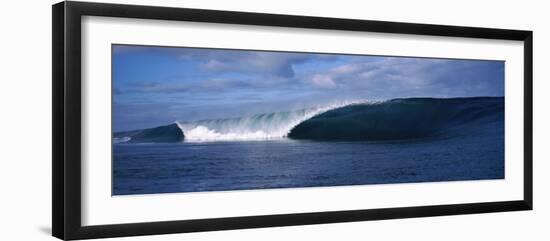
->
<box><xmin>113</xmin><ymin>44</ymin><xmax>504</xmax><ymax>131</ymax></box>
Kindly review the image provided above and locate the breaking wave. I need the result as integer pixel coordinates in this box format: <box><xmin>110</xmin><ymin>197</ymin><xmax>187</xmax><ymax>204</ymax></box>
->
<box><xmin>175</xmin><ymin>100</ymin><xmax>365</xmax><ymax>142</ymax></box>
<box><xmin>113</xmin><ymin>97</ymin><xmax>504</xmax><ymax>143</ymax></box>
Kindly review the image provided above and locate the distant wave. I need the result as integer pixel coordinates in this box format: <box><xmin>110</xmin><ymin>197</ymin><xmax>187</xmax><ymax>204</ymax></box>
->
<box><xmin>113</xmin><ymin>97</ymin><xmax>504</xmax><ymax>143</ymax></box>
<box><xmin>113</xmin><ymin>123</ymin><xmax>184</xmax><ymax>143</ymax></box>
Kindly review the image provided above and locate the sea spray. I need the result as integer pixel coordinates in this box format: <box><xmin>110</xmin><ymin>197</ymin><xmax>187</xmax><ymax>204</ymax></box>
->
<box><xmin>175</xmin><ymin>100</ymin><xmax>369</xmax><ymax>142</ymax></box>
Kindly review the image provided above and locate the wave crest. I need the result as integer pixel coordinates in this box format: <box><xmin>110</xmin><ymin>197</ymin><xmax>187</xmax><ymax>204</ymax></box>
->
<box><xmin>176</xmin><ymin>100</ymin><xmax>366</xmax><ymax>142</ymax></box>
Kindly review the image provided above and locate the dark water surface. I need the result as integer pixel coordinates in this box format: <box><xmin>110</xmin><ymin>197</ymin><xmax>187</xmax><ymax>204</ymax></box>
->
<box><xmin>113</xmin><ymin>130</ymin><xmax>503</xmax><ymax>195</ymax></box>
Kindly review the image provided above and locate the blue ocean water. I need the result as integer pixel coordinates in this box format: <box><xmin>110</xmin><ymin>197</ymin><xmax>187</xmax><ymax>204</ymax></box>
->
<box><xmin>113</xmin><ymin>97</ymin><xmax>504</xmax><ymax>195</ymax></box>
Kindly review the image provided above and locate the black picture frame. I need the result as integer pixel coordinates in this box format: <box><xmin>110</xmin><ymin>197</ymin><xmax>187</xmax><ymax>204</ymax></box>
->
<box><xmin>52</xmin><ymin>1</ymin><xmax>533</xmax><ymax>240</ymax></box>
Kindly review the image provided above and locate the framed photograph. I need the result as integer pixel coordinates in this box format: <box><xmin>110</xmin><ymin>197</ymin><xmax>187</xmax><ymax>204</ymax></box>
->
<box><xmin>52</xmin><ymin>1</ymin><xmax>533</xmax><ymax>240</ymax></box>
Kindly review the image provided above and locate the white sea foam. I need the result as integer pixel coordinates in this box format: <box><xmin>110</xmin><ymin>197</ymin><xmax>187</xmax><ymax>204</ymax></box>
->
<box><xmin>113</xmin><ymin>136</ymin><xmax>132</xmax><ymax>143</ymax></box>
<box><xmin>176</xmin><ymin>100</ymin><xmax>368</xmax><ymax>142</ymax></box>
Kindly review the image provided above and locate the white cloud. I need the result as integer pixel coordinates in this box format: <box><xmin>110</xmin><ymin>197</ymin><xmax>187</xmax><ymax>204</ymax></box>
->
<box><xmin>303</xmin><ymin>57</ymin><xmax>452</xmax><ymax>93</ymax></box>
<box><xmin>310</xmin><ymin>74</ymin><xmax>337</xmax><ymax>88</ymax></box>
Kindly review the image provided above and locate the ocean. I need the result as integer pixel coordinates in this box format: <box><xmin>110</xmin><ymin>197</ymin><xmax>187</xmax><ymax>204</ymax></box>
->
<box><xmin>113</xmin><ymin>97</ymin><xmax>504</xmax><ymax>195</ymax></box>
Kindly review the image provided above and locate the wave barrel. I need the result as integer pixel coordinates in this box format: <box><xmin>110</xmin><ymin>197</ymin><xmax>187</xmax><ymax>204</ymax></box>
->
<box><xmin>287</xmin><ymin>97</ymin><xmax>504</xmax><ymax>141</ymax></box>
